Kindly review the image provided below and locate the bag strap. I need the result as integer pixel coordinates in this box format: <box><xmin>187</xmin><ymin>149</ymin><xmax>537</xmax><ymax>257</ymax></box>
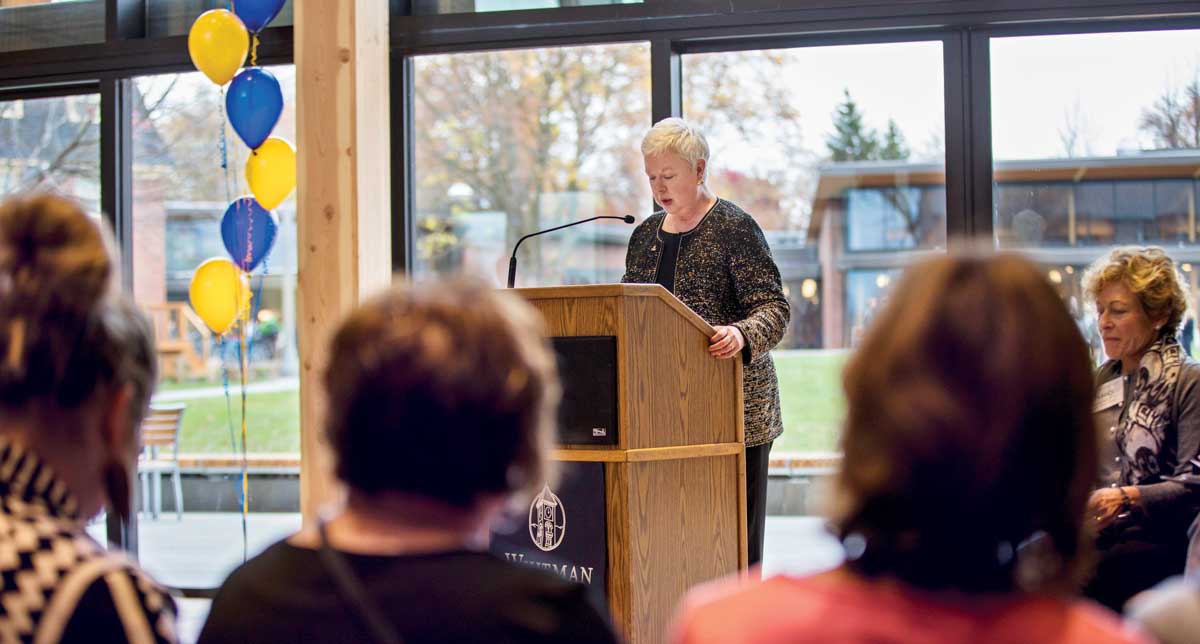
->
<box><xmin>316</xmin><ymin>518</ymin><xmax>404</xmax><ymax>644</ymax></box>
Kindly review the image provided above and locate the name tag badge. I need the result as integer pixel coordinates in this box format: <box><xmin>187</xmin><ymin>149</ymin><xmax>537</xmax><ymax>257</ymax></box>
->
<box><xmin>1094</xmin><ymin>378</ymin><xmax>1124</xmax><ymax>412</ymax></box>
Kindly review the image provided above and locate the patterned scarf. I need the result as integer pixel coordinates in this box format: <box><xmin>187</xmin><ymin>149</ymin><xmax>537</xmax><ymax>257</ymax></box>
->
<box><xmin>1118</xmin><ymin>332</ymin><xmax>1183</xmax><ymax>485</ymax></box>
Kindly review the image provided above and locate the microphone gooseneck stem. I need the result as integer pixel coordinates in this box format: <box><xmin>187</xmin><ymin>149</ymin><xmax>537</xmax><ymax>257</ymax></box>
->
<box><xmin>506</xmin><ymin>215</ymin><xmax>633</xmax><ymax>288</ymax></box>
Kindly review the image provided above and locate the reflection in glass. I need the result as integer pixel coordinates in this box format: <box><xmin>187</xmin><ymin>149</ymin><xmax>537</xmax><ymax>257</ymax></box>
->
<box><xmin>412</xmin><ymin>43</ymin><xmax>652</xmax><ymax>286</ymax></box>
<box><xmin>131</xmin><ymin>68</ymin><xmax>299</xmax><ymax>590</ymax></box>
<box><xmin>146</xmin><ymin>0</ymin><xmax>293</xmax><ymax>37</ymax></box>
<box><xmin>996</xmin><ymin>166</ymin><xmax>1200</xmax><ymax>249</ymax></box>
<box><xmin>0</xmin><ymin>94</ymin><xmax>100</xmax><ymax>213</ymax></box>
<box><xmin>845</xmin><ymin>268</ymin><xmax>900</xmax><ymax>347</ymax></box>
<box><xmin>845</xmin><ymin>185</ymin><xmax>946</xmax><ymax>251</ymax></box>
<box><xmin>0</xmin><ymin>0</ymin><xmax>103</xmax><ymax>53</ymax></box>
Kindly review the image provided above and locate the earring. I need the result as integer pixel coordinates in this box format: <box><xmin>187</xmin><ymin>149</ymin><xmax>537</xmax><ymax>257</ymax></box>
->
<box><xmin>697</xmin><ymin>178</ymin><xmax>704</xmax><ymax>185</ymax></box>
<box><xmin>103</xmin><ymin>460</ymin><xmax>132</xmax><ymax>522</ymax></box>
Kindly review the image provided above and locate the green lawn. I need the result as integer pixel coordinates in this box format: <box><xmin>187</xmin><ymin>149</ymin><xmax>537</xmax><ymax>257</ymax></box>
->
<box><xmin>161</xmin><ymin>350</ymin><xmax>847</xmax><ymax>456</ymax></box>
<box><xmin>170</xmin><ymin>390</ymin><xmax>300</xmax><ymax>453</ymax></box>
<box><xmin>772</xmin><ymin>350</ymin><xmax>849</xmax><ymax>453</ymax></box>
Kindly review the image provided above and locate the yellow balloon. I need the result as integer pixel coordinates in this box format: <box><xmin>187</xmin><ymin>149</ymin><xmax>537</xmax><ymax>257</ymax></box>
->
<box><xmin>245</xmin><ymin>138</ymin><xmax>296</xmax><ymax>210</ymax></box>
<box><xmin>189</xmin><ymin>258</ymin><xmax>252</xmax><ymax>335</ymax></box>
<box><xmin>187</xmin><ymin>10</ymin><xmax>249</xmax><ymax>86</ymax></box>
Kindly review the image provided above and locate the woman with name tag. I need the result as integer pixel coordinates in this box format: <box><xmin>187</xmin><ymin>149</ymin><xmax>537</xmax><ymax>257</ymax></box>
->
<box><xmin>1084</xmin><ymin>246</ymin><xmax>1200</xmax><ymax>610</ymax></box>
<box><xmin>198</xmin><ymin>281</ymin><xmax>618</xmax><ymax>644</ymax></box>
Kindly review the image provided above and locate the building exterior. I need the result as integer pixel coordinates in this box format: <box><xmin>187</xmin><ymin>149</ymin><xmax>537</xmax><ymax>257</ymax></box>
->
<box><xmin>808</xmin><ymin>151</ymin><xmax>1200</xmax><ymax>349</ymax></box>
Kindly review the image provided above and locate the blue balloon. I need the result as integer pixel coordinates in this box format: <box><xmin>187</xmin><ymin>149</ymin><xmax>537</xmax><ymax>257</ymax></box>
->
<box><xmin>226</xmin><ymin>68</ymin><xmax>283</xmax><ymax>150</ymax></box>
<box><xmin>234</xmin><ymin>0</ymin><xmax>286</xmax><ymax>33</ymax></box>
<box><xmin>221</xmin><ymin>197</ymin><xmax>278</xmax><ymax>272</ymax></box>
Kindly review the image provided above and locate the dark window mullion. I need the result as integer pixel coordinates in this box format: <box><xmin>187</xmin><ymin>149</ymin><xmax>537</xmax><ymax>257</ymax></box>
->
<box><xmin>649</xmin><ymin>38</ymin><xmax>679</xmax><ymax>215</ymax></box>
<box><xmin>100</xmin><ymin>76</ymin><xmax>134</xmax><ymax>290</ymax></box>
<box><xmin>650</xmin><ymin>38</ymin><xmax>680</xmax><ymax>125</ymax></box>
<box><xmin>99</xmin><ymin>74</ymin><xmax>139</xmax><ymax>555</ymax></box>
<box><xmin>392</xmin><ymin>52</ymin><xmax>414</xmax><ymax>275</ymax></box>
<box><xmin>943</xmin><ymin>29</ymin><xmax>971</xmax><ymax>242</ymax></box>
<box><xmin>106</xmin><ymin>0</ymin><xmax>147</xmax><ymax>42</ymax></box>
<box><xmin>967</xmin><ymin>28</ymin><xmax>994</xmax><ymax>241</ymax></box>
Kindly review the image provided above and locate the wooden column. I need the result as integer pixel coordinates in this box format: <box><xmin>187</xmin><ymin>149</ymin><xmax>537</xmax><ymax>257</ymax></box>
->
<box><xmin>295</xmin><ymin>0</ymin><xmax>391</xmax><ymax>524</ymax></box>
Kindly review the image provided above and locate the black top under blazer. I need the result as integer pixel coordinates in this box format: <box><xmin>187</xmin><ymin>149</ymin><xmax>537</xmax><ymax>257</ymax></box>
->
<box><xmin>622</xmin><ymin>198</ymin><xmax>790</xmax><ymax>447</ymax></box>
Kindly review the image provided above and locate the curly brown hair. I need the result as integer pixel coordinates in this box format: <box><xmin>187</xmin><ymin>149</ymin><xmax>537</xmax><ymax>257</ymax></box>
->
<box><xmin>831</xmin><ymin>252</ymin><xmax>1097</xmax><ymax>594</ymax></box>
<box><xmin>323</xmin><ymin>279</ymin><xmax>560</xmax><ymax>507</ymax></box>
<box><xmin>1082</xmin><ymin>246</ymin><xmax>1190</xmax><ymax>335</ymax></box>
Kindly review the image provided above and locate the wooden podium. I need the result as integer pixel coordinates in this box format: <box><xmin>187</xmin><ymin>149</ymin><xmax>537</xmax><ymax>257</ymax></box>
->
<box><xmin>516</xmin><ymin>284</ymin><xmax>747</xmax><ymax>644</ymax></box>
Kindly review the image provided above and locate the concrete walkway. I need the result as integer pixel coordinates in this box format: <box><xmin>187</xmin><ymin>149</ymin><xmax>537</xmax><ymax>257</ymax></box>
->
<box><xmin>152</xmin><ymin>377</ymin><xmax>298</xmax><ymax>402</ymax></box>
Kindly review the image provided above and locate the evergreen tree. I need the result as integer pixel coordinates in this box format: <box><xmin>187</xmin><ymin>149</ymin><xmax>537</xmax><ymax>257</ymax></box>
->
<box><xmin>826</xmin><ymin>89</ymin><xmax>878</xmax><ymax>161</ymax></box>
<box><xmin>878</xmin><ymin>118</ymin><xmax>910</xmax><ymax>161</ymax></box>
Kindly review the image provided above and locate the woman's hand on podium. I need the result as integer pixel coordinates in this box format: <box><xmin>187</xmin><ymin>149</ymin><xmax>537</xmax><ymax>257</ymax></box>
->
<box><xmin>709</xmin><ymin>325</ymin><xmax>745</xmax><ymax>360</ymax></box>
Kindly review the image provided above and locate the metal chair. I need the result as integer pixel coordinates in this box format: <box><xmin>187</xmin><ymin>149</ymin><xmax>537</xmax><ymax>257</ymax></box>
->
<box><xmin>138</xmin><ymin>403</ymin><xmax>185</xmax><ymax>521</ymax></box>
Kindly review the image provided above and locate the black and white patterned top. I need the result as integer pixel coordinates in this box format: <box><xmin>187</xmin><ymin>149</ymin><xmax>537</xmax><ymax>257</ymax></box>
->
<box><xmin>0</xmin><ymin>437</ymin><xmax>176</xmax><ymax>643</ymax></box>
<box><xmin>623</xmin><ymin>199</ymin><xmax>790</xmax><ymax>447</ymax></box>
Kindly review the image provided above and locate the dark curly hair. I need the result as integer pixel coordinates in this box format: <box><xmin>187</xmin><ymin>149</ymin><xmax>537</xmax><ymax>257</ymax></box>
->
<box><xmin>323</xmin><ymin>279</ymin><xmax>560</xmax><ymax>507</ymax></box>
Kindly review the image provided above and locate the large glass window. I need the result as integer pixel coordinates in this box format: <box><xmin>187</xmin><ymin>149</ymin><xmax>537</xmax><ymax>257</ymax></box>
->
<box><xmin>0</xmin><ymin>0</ymin><xmax>103</xmax><ymax>53</ymax></box>
<box><xmin>0</xmin><ymin>93</ymin><xmax>100</xmax><ymax>212</ymax></box>
<box><xmin>992</xmin><ymin>29</ymin><xmax>1200</xmax><ymax>362</ymax></box>
<box><xmin>411</xmin><ymin>43</ymin><xmax>652</xmax><ymax>286</ymax></box>
<box><xmin>683</xmin><ymin>41</ymin><xmax>945</xmax><ymax>454</ymax></box>
<box><xmin>131</xmin><ymin>68</ymin><xmax>300</xmax><ymax>591</ymax></box>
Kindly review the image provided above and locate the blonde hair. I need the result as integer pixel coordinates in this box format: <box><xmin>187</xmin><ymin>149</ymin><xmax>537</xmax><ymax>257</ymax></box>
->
<box><xmin>641</xmin><ymin>117</ymin><xmax>710</xmax><ymax>180</ymax></box>
<box><xmin>1082</xmin><ymin>246</ymin><xmax>1190</xmax><ymax>335</ymax></box>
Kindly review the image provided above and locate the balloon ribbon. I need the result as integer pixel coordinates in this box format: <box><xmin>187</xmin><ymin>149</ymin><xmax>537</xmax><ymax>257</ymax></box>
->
<box><xmin>238</xmin><ymin>312</ymin><xmax>249</xmax><ymax>562</ymax></box>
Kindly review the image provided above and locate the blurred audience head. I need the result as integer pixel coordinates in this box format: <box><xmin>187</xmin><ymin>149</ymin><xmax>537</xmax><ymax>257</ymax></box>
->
<box><xmin>0</xmin><ymin>193</ymin><xmax>156</xmax><ymax>519</ymax></box>
<box><xmin>831</xmin><ymin>252</ymin><xmax>1097</xmax><ymax>594</ymax></box>
<box><xmin>323</xmin><ymin>279</ymin><xmax>560</xmax><ymax>510</ymax></box>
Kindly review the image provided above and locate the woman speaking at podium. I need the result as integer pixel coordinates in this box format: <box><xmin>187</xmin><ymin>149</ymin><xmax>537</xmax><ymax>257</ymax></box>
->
<box><xmin>622</xmin><ymin>117</ymin><xmax>790</xmax><ymax>568</ymax></box>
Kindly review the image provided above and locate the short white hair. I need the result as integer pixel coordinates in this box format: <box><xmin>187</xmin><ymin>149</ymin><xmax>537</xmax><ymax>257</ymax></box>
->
<box><xmin>641</xmin><ymin>117</ymin><xmax>710</xmax><ymax>179</ymax></box>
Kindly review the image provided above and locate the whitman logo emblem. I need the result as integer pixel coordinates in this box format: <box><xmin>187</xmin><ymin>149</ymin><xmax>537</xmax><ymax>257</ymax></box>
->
<box><xmin>529</xmin><ymin>483</ymin><xmax>566</xmax><ymax>552</ymax></box>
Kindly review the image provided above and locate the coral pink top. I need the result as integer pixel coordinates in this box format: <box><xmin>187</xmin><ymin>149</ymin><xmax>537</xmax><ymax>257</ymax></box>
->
<box><xmin>670</xmin><ymin>568</ymin><xmax>1151</xmax><ymax>644</ymax></box>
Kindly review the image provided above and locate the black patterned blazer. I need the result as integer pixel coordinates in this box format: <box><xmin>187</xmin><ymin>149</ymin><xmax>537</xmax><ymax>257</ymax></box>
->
<box><xmin>0</xmin><ymin>438</ymin><xmax>177</xmax><ymax>643</ymax></box>
<box><xmin>622</xmin><ymin>198</ymin><xmax>789</xmax><ymax>447</ymax></box>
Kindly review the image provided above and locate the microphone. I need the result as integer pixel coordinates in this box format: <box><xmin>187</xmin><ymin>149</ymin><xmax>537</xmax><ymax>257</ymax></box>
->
<box><xmin>507</xmin><ymin>215</ymin><xmax>636</xmax><ymax>288</ymax></box>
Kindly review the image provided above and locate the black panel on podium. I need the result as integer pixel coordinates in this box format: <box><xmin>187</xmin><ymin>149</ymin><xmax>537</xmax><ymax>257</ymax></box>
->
<box><xmin>551</xmin><ymin>336</ymin><xmax>618</xmax><ymax>446</ymax></box>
